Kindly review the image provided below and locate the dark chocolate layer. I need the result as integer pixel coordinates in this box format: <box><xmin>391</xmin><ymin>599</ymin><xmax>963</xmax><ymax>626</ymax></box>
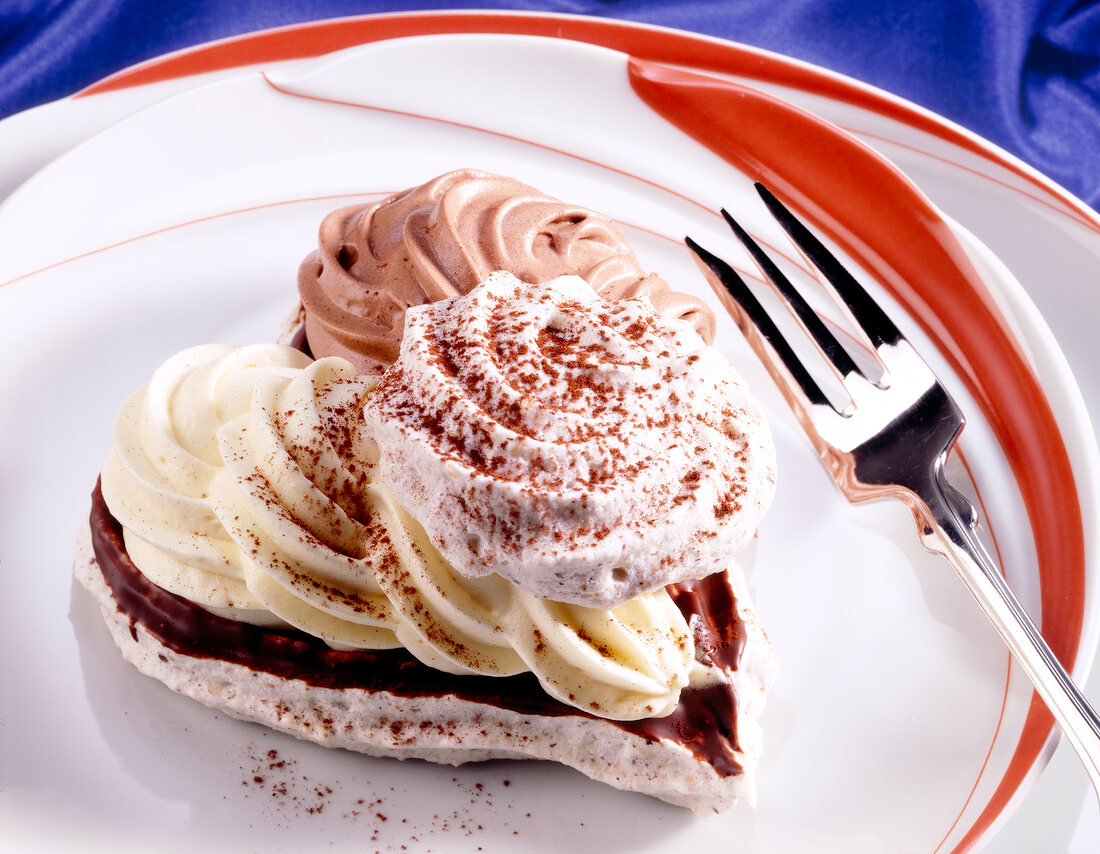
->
<box><xmin>88</xmin><ymin>479</ymin><xmax>744</xmax><ymax>775</ymax></box>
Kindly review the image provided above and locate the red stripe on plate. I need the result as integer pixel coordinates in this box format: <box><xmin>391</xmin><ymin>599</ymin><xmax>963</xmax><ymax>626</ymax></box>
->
<box><xmin>627</xmin><ymin>57</ymin><xmax>1084</xmax><ymax>854</ymax></box>
<box><xmin>932</xmin><ymin>451</ymin><xmax>1016</xmax><ymax>853</ymax></box>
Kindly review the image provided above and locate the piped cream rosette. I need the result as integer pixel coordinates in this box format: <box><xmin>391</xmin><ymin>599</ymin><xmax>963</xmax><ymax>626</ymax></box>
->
<box><xmin>101</xmin><ymin>343</ymin><xmax>309</xmax><ymax>628</ymax></box>
<box><xmin>364</xmin><ymin>271</ymin><xmax>776</xmax><ymax>610</ymax></box>
<box><xmin>101</xmin><ymin>343</ymin><xmax>695</xmax><ymax>721</ymax></box>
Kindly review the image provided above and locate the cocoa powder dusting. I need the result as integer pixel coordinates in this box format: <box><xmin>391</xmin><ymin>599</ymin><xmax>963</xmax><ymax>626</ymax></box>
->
<box><xmin>363</xmin><ymin>272</ymin><xmax>768</xmax><ymax>595</ymax></box>
<box><xmin>236</xmin><ymin>737</ymin><xmax>530</xmax><ymax>848</ymax></box>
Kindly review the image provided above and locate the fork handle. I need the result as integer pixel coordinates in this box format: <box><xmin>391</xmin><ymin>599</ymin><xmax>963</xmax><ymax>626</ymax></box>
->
<box><xmin>914</xmin><ymin>465</ymin><xmax>1100</xmax><ymax>799</ymax></box>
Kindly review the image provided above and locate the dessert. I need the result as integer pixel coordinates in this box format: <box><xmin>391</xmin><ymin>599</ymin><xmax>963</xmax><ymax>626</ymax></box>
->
<box><xmin>75</xmin><ymin>173</ymin><xmax>777</xmax><ymax>813</ymax></box>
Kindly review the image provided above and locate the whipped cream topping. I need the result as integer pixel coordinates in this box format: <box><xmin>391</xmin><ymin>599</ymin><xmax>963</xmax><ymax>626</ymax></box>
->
<box><xmin>363</xmin><ymin>272</ymin><xmax>776</xmax><ymax>609</ymax></box>
<box><xmin>298</xmin><ymin>169</ymin><xmax>715</xmax><ymax>373</ymax></box>
<box><xmin>102</xmin><ymin>343</ymin><xmax>695</xmax><ymax>720</ymax></box>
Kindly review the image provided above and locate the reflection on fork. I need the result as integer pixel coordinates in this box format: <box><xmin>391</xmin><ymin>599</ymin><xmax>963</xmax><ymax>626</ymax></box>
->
<box><xmin>687</xmin><ymin>183</ymin><xmax>1100</xmax><ymax>802</ymax></box>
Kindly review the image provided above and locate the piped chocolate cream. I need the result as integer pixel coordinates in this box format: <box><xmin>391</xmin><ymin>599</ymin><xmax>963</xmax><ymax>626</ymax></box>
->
<box><xmin>297</xmin><ymin>169</ymin><xmax>716</xmax><ymax>373</ymax></box>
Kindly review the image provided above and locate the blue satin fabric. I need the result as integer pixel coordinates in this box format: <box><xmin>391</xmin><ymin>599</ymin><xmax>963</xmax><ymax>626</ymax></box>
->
<box><xmin>2</xmin><ymin>1</ymin><xmax>1099</xmax><ymax>208</ymax></box>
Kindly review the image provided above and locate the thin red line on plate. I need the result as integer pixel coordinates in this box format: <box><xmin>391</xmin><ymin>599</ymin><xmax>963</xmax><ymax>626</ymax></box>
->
<box><xmin>844</xmin><ymin>126</ymin><xmax>1098</xmax><ymax>233</ymax></box>
<box><xmin>0</xmin><ymin>192</ymin><xmax>384</xmax><ymax>288</ymax></box>
<box><xmin>931</xmin><ymin>450</ymin><xmax>1015</xmax><ymax>854</ymax></box>
<box><xmin>258</xmin><ymin>71</ymin><xmax>717</xmax><ymax>220</ymax></box>
<box><xmin>934</xmin><ymin>653</ymin><xmax>1016</xmax><ymax>853</ymax></box>
<box><xmin>74</xmin><ymin>10</ymin><xmax>1100</xmax><ymax>238</ymax></box>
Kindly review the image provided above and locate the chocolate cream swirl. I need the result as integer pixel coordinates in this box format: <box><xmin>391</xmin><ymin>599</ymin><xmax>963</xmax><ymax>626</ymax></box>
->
<box><xmin>298</xmin><ymin>169</ymin><xmax>715</xmax><ymax>373</ymax></box>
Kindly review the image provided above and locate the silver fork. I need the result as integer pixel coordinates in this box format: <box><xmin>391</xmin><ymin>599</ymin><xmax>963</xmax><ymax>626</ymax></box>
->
<box><xmin>686</xmin><ymin>183</ymin><xmax>1100</xmax><ymax>798</ymax></box>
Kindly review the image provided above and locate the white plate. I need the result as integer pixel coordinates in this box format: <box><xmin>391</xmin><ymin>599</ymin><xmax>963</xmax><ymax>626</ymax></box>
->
<box><xmin>1</xmin><ymin>17</ymin><xmax>1098</xmax><ymax>854</ymax></box>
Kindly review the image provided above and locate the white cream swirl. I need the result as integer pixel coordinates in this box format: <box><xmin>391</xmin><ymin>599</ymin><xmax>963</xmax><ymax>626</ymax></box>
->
<box><xmin>102</xmin><ymin>343</ymin><xmax>694</xmax><ymax>720</ymax></box>
<box><xmin>363</xmin><ymin>272</ymin><xmax>776</xmax><ymax>609</ymax></box>
<box><xmin>101</xmin><ymin>343</ymin><xmax>313</xmax><ymax>626</ymax></box>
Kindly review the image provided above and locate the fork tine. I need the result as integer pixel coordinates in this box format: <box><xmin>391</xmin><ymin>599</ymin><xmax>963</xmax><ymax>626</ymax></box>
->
<box><xmin>685</xmin><ymin>235</ymin><xmax>834</xmax><ymax>410</ymax></box>
<box><xmin>754</xmin><ymin>183</ymin><xmax>903</xmax><ymax>349</ymax></box>
<box><xmin>719</xmin><ymin>207</ymin><xmax>863</xmax><ymax>382</ymax></box>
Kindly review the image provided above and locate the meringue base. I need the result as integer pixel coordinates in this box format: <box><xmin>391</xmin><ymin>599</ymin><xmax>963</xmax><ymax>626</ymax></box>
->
<box><xmin>74</xmin><ymin>518</ymin><xmax>774</xmax><ymax>813</ymax></box>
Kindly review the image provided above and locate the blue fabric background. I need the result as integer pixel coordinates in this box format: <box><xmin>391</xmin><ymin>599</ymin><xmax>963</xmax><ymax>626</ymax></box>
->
<box><xmin>2</xmin><ymin>1</ymin><xmax>1099</xmax><ymax>209</ymax></box>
